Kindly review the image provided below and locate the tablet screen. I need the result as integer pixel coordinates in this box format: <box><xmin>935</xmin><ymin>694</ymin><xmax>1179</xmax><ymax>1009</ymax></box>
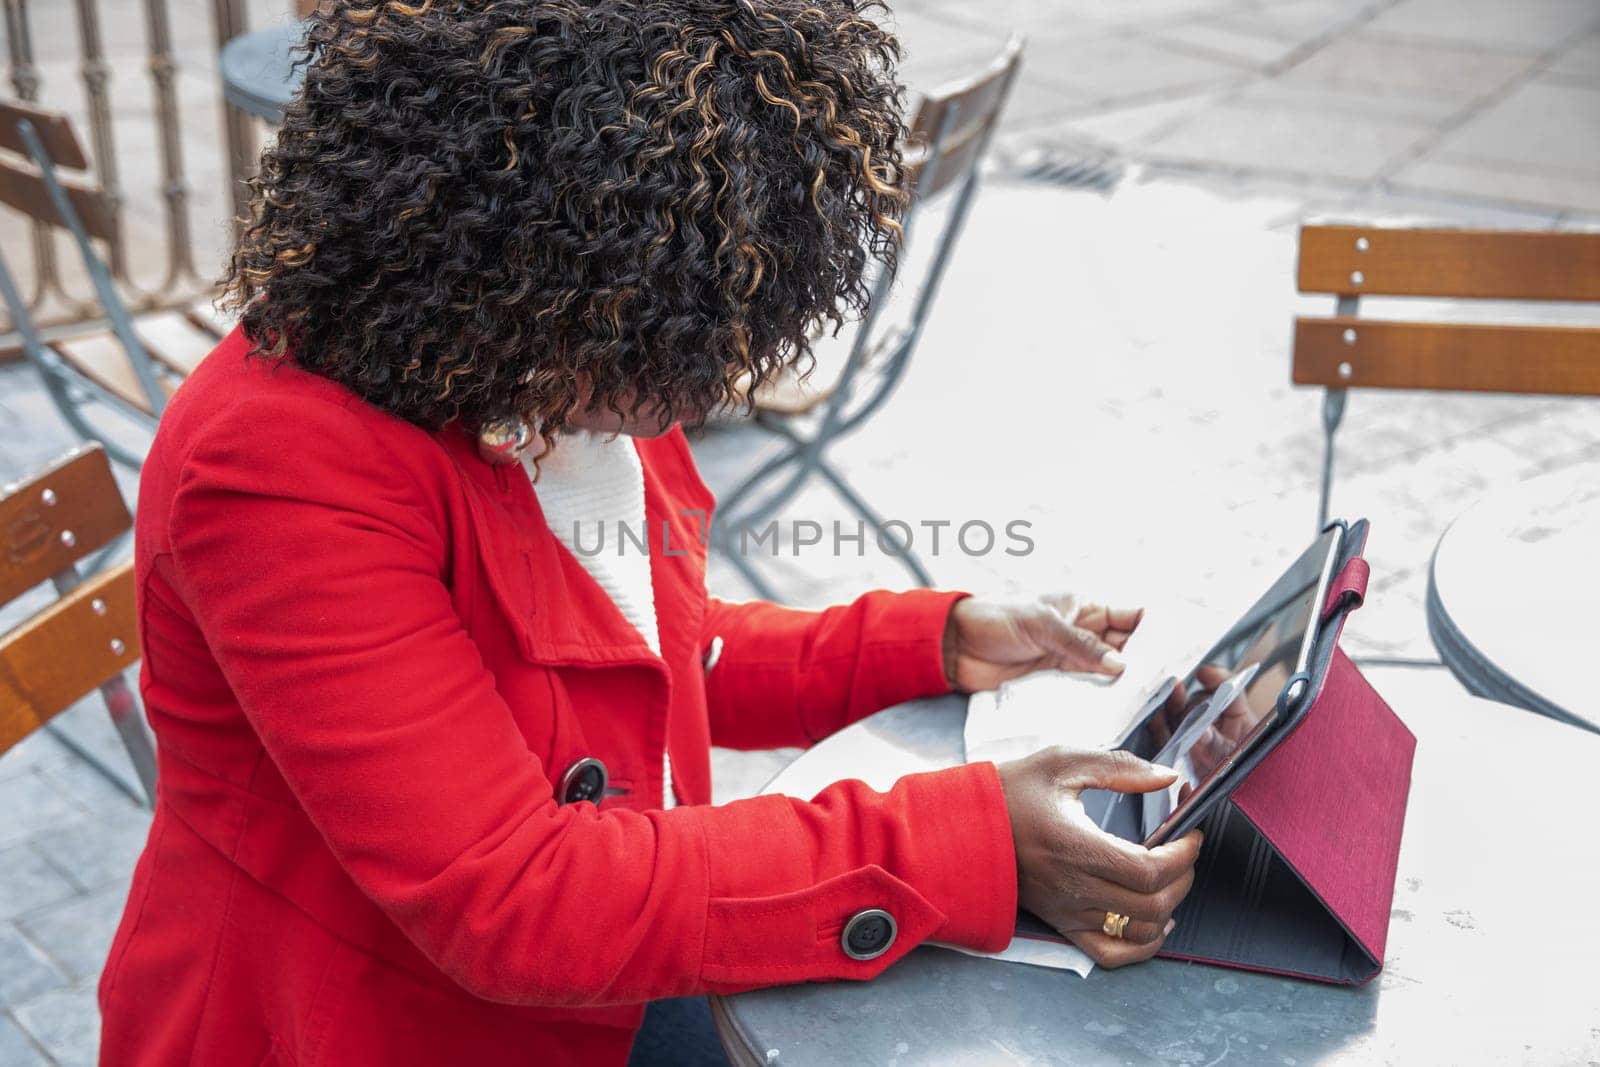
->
<box><xmin>1106</xmin><ymin>526</ymin><xmax>1343</xmax><ymax>843</ymax></box>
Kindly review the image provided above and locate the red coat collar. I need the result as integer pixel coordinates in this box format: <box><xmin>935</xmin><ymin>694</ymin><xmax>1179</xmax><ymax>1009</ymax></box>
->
<box><xmin>433</xmin><ymin>426</ymin><xmax>709</xmax><ymax>675</ymax></box>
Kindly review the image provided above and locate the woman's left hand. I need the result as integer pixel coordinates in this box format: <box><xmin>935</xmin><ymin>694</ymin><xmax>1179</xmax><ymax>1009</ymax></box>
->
<box><xmin>943</xmin><ymin>594</ymin><xmax>1144</xmax><ymax>693</ymax></box>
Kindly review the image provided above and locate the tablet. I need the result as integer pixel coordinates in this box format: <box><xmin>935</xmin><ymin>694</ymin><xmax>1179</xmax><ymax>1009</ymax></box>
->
<box><xmin>1087</xmin><ymin>525</ymin><xmax>1346</xmax><ymax>849</ymax></box>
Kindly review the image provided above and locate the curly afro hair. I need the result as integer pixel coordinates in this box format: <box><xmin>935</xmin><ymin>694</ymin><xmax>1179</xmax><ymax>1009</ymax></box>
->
<box><xmin>222</xmin><ymin>0</ymin><xmax>910</xmax><ymax>436</ymax></box>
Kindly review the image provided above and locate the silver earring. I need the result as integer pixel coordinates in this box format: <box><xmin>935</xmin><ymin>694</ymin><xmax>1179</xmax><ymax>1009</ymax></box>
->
<box><xmin>477</xmin><ymin>416</ymin><xmax>533</xmax><ymax>465</ymax></box>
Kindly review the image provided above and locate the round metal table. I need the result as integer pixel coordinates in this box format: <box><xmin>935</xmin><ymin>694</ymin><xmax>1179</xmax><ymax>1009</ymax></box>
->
<box><xmin>220</xmin><ymin>22</ymin><xmax>305</xmax><ymax>124</ymax></box>
<box><xmin>1427</xmin><ymin>466</ymin><xmax>1599</xmax><ymax>733</ymax></box>
<box><xmin>714</xmin><ymin>667</ymin><xmax>1600</xmax><ymax>1065</ymax></box>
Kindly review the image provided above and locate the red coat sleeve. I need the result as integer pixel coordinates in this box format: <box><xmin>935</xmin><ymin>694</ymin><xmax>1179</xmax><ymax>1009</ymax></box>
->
<box><xmin>700</xmin><ymin>591</ymin><xmax>968</xmax><ymax>750</ymax></box>
<box><xmin>164</xmin><ymin>395</ymin><xmax>1017</xmax><ymax>1007</ymax></box>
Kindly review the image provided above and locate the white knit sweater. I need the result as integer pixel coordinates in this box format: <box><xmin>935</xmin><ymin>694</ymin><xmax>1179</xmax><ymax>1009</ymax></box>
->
<box><xmin>526</xmin><ymin>431</ymin><xmax>673</xmax><ymax>809</ymax></box>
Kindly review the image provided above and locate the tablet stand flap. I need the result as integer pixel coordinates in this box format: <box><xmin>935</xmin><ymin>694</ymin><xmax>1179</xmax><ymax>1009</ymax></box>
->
<box><xmin>1159</xmin><ymin>801</ymin><xmax>1378</xmax><ymax>983</ymax></box>
<box><xmin>1228</xmin><ymin>650</ymin><xmax>1416</xmax><ymax>974</ymax></box>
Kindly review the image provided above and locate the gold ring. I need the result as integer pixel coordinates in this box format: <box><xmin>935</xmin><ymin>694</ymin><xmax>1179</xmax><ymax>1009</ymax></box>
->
<box><xmin>1102</xmin><ymin>911</ymin><xmax>1130</xmax><ymax>939</ymax></box>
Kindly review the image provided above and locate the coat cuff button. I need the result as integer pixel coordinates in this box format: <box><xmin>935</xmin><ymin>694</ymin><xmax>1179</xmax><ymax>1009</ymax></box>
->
<box><xmin>841</xmin><ymin>908</ymin><xmax>897</xmax><ymax>961</ymax></box>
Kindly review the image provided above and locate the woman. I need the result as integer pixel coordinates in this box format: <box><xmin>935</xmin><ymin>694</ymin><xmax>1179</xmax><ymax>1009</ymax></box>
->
<box><xmin>100</xmin><ymin>1</ymin><xmax>1200</xmax><ymax>1063</ymax></box>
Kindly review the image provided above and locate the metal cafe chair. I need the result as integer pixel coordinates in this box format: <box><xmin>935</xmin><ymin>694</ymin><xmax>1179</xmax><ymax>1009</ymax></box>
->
<box><xmin>0</xmin><ymin>99</ymin><xmax>226</xmax><ymax>470</ymax></box>
<box><xmin>713</xmin><ymin>37</ymin><xmax>1025</xmax><ymax>601</ymax></box>
<box><xmin>0</xmin><ymin>444</ymin><xmax>155</xmax><ymax>806</ymax></box>
<box><xmin>1293</xmin><ymin>224</ymin><xmax>1600</xmax><ymax>529</ymax></box>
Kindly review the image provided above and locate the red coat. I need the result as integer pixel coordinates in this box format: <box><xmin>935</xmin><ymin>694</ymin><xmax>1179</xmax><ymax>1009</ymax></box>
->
<box><xmin>99</xmin><ymin>329</ymin><xmax>1017</xmax><ymax>1065</ymax></box>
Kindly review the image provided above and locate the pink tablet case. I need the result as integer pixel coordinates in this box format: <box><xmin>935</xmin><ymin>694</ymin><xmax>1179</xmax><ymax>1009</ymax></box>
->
<box><xmin>1010</xmin><ymin>524</ymin><xmax>1417</xmax><ymax>983</ymax></box>
<box><xmin>1156</xmin><ymin>533</ymin><xmax>1417</xmax><ymax>984</ymax></box>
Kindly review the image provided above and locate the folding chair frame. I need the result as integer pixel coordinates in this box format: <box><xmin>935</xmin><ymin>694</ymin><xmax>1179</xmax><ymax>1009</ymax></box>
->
<box><xmin>0</xmin><ymin>115</ymin><xmax>169</xmax><ymax>470</ymax></box>
<box><xmin>715</xmin><ymin>41</ymin><xmax>1024</xmax><ymax>601</ymax></box>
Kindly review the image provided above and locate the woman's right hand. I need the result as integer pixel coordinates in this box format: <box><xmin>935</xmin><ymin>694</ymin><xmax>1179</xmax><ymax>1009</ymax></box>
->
<box><xmin>997</xmin><ymin>747</ymin><xmax>1203</xmax><ymax>968</ymax></box>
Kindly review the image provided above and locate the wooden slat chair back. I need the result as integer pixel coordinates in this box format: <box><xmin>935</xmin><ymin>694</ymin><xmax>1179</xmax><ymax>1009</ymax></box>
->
<box><xmin>717</xmin><ymin>37</ymin><xmax>1024</xmax><ymax>599</ymax></box>
<box><xmin>0</xmin><ymin>99</ymin><xmax>228</xmax><ymax>468</ymax></box>
<box><xmin>1293</xmin><ymin>224</ymin><xmax>1600</xmax><ymax>526</ymax></box>
<box><xmin>0</xmin><ymin>444</ymin><xmax>155</xmax><ymax>802</ymax></box>
<box><xmin>0</xmin><ymin>105</ymin><xmax>115</xmax><ymax>242</ymax></box>
<box><xmin>901</xmin><ymin>47</ymin><xmax>1021</xmax><ymax>201</ymax></box>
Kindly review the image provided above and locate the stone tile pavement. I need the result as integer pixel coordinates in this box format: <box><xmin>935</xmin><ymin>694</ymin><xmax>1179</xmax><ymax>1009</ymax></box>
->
<box><xmin>2</xmin><ymin>0</ymin><xmax>1599</xmax><ymax>1062</ymax></box>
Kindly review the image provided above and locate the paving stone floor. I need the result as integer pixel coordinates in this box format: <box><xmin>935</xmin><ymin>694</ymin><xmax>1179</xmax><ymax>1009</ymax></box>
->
<box><xmin>1</xmin><ymin>0</ymin><xmax>1598</xmax><ymax>1061</ymax></box>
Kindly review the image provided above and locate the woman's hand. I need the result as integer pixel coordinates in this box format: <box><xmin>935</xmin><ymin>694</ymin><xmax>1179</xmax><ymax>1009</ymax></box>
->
<box><xmin>998</xmin><ymin>747</ymin><xmax>1202</xmax><ymax>968</ymax></box>
<box><xmin>943</xmin><ymin>593</ymin><xmax>1144</xmax><ymax>693</ymax></box>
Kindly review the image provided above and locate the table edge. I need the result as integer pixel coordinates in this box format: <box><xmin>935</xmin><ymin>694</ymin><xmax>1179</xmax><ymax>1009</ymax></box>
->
<box><xmin>219</xmin><ymin>24</ymin><xmax>301</xmax><ymax>124</ymax></box>
<box><xmin>1426</xmin><ymin>535</ymin><xmax>1597</xmax><ymax>733</ymax></box>
<box><xmin>710</xmin><ymin>992</ymin><xmax>770</xmax><ymax>1067</ymax></box>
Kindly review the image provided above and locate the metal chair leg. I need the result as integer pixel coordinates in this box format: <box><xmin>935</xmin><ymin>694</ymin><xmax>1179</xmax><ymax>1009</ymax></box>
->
<box><xmin>715</xmin><ymin>463</ymin><xmax>805</xmax><ymax>601</ymax></box>
<box><xmin>102</xmin><ymin>674</ymin><xmax>158</xmax><ymax>805</ymax></box>
<box><xmin>39</xmin><ymin>373</ymin><xmax>149</xmax><ymax>471</ymax></box>
<box><xmin>811</xmin><ymin>457</ymin><xmax>935</xmax><ymax>588</ymax></box>
<box><xmin>713</xmin><ymin>424</ymin><xmax>830</xmax><ymax>601</ymax></box>
<box><xmin>720</xmin><ymin>538</ymin><xmax>783</xmax><ymax>602</ymax></box>
<box><xmin>1318</xmin><ymin>388</ymin><xmax>1347</xmax><ymax>530</ymax></box>
<box><xmin>715</xmin><ymin>437</ymin><xmax>810</xmax><ymax>529</ymax></box>
<box><xmin>715</xmin><ymin>420</ymin><xmax>935</xmax><ymax>594</ymax></box>
<box><xmin>43</xmin><ymin>721</ymin><xmax>149</xmax><ymax>808</ymax></box>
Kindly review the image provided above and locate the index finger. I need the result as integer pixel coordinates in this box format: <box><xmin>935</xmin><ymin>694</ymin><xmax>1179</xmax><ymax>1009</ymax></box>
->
<box><xmin>1030</xmin><ymin>608</ymin><xmax>1124</xmax><ymax>675</ymax></box>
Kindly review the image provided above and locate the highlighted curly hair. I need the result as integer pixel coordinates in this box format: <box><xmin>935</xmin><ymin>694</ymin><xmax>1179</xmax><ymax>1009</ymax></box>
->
<box><xmin>222</xmin><ymin>0</ymin><xmax>910</xmax><ymax>433</ymax></box>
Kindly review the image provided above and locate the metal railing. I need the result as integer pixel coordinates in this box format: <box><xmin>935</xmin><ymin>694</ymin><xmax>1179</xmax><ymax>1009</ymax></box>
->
<box><xmin>0</xmin><ymin>0</ymin><xmax>276</xmax><ymax>336</ymax></box>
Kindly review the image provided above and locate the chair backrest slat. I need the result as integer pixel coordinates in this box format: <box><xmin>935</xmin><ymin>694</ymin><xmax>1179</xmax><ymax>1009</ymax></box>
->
<box><xmin>0</xmin><ymin>99</ymin><xmax>90</xmax><ymax>171</ymax></box>
<box><xmin>0</xmin><ymin>559</ymin><xmax>139</xmax><ymax>758</ymax></box>
<box><xmin>910</xmin><ymin>43</ymin><xmax>1017</xmax><ymax>149</ymax></box>
<box><xmin>0</xmin><ymin>155</ymin><xmax>117</xmax><ymax>241</ymax></box>
<box><xmin>902</xmin><ymin>123</ymin><xmax>987</xmax><ymax>201</ymax></box>
<box><xmin>902</xmin><ymin>37</ymin><xmax>1023</xmax><ymax>203</ymax></box>
<box><xmin>0</xmin><ymin>445</ymin><xmax>131</xmax><ymax>606</ymax></box>
<box><xmin>1298</xmin><ymin>224</ymin><xmax>1600</xmax><ymax>301</ymax></box>
<box><xmin>1294</xmin><ymin>317</ymin><xmax>1600</xmax><ymax>395</ymax></box>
